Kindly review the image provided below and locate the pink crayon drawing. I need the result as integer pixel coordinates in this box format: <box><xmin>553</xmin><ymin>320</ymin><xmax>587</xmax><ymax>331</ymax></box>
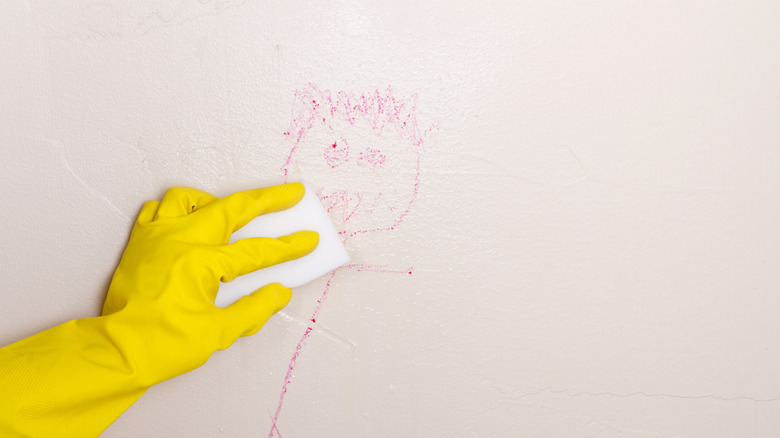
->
<box><xmin>268</xmin><ymin>84</ymin><xmax>435</xmax><ymax>437</ymax></box>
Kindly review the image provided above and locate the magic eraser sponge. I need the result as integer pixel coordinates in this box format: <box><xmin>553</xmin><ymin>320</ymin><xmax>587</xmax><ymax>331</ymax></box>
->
<box><xmin>214</xmin><ymin>182</ymin><xmax>350</xmax><ymax>308</ymax></box>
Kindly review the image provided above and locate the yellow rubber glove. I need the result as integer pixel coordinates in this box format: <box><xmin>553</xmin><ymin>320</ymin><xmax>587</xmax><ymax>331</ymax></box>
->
<box><xmin>0</xmin><ymin>182</ymin><xmax>319</xmax><ymax>438</ymax></box>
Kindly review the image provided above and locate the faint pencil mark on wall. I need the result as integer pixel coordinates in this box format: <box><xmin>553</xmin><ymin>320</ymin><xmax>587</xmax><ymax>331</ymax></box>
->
<box><xmin>40</xmin><ymin>0</ymin><xmax>247</xmax><ymax>40</ymax></box>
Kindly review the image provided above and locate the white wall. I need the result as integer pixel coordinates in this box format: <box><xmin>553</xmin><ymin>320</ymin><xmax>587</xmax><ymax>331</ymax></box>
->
<box><xmin>2</xmin><ymin>1</ymin><xmax>780</xmax><ymax>437</ymax></box>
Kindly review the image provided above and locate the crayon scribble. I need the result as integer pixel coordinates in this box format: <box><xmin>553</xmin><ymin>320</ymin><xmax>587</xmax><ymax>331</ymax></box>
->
<box><xmin>268</xmin><ymin>84</ymin><xmax>435</xmax><ymax>437</ymax></box>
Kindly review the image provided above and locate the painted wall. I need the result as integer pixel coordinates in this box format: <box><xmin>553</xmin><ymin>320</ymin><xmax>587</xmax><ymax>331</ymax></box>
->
<box><xmin>2</xmin><ymin>1</ymin><xmax>780</xmax><ymax>436</ymax></box>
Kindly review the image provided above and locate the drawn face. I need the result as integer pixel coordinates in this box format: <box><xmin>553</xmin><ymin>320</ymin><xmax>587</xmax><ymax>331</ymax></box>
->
<box><xmin>281</xmin><ymin>85</ymin><xmax>424</xmax><ymax>239</ymax></box>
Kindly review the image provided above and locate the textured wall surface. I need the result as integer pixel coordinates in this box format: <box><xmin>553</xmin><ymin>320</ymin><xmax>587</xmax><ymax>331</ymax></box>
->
<box><xmin>2</xmin><ymin>1</ymin><xmax>780</xmax><ymax>437</ymax></box>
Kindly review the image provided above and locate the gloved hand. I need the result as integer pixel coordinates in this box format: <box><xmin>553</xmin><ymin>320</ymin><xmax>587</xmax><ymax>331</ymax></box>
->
<box><xmin>102</xmin><ymin>183</ymin><xmax>319</xmax><ymax>385</ymax></box>
<box><xmin>0</xmin><ymin>182</ymin><xmax>318</xmax><ymax>438</ymax></box>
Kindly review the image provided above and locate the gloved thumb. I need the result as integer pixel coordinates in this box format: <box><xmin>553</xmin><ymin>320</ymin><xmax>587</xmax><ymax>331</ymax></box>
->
<box><xmin>218</xmin><ymin>283</ymin><xmax>292</xmax><ymax>349</ymax></box>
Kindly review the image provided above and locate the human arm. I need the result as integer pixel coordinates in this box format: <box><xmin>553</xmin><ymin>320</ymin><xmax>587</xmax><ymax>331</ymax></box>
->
<box><xmin>0</xmin><ymin>183</ymin><xmax>318</xmax><ymax>437</ymax></box>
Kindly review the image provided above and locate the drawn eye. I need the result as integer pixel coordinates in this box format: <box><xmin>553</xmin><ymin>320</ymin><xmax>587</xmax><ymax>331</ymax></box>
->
<box><xmin>357</xmin><ymin>147</ymin><xmax>387</xmax><ymax>171</ymax></box>
<box><xmin>323</xmin><ymin>138</ymin><xmax>350</xmax><ymax>168</ymax></box>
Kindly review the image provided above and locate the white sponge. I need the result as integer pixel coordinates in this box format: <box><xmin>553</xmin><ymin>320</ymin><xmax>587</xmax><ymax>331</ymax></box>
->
<box><xmin>214</xmin><ymin>182</ymin><xmax>350</xmax><ymax>308</ymax></box>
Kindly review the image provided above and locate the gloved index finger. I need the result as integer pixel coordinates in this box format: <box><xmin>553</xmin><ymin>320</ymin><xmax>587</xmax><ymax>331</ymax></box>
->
<box><xmin>202</xmin><ymin>182</ymin><xmax>306</xmax><ymax>234</ymax></box>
